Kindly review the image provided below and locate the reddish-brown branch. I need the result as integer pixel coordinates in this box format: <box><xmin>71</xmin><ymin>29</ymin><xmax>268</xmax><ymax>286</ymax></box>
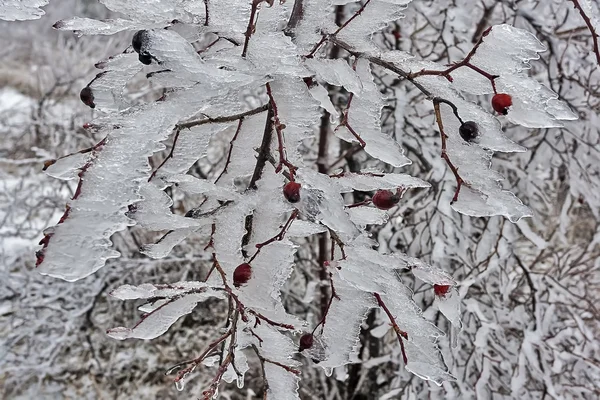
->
<box><xmin>306</xmin><ymin>0</ymin><xmax>373</xmax><ymax>58</ymax></box>
<box><xmin>373</xmin><ymin>292</ymin><xmax>408</xmax><ymax>365</ymax></box>
<box><xmin>408</xmin><ymin>26</ymin><xmax>499</xmax><ymax>93</ymax></box>
<box><xmin>433</xmin><ymin>99</ymin><xmax>466</xmax><ymax>203</ymax></box>
<box><xmin>569</xmin><ymin>0</ymin><xmax>600</xmax><ymax>66</ymax></box>
<box><xmin>328</xmin><ymin>229</ymin><xmax>347</xmax><ymax>260</ymax></box>
<box><xmin>265</xmin><ymin>82</ymin><xmax>298</xmax><ymax>178</ymax></box>
<box><xmin>215</xmin><ymin>118</ymin><xmax>244</xmax><ymax>183</ymax></box>
<box><xmin>202</xmin><ymin>310</ymin><xmax>240</xmax><ymax>400</ymax></box>
<box><xmin>345</xmin><ymin>199</ymin><xmax>372</xmax><ymax>208</ymax></box>
<box><xmin>172</xmin><ymin>328</ymin><xmax>233</xmax><ymax>382</ymax></box>
<box><xmin>335</xmin><ymin>60</ymin><xmax>367</xmax><ymax>147</ymax></box>
<box><xmin>150</xmin><ymin>105</ymin><xmax>268</xmax><ymax>181</ymax></box>
<box><xmin>148</xmin><ymin>129</ymin><xmax>181</xmax><ymax>181</ymax></box>
<box><xmin>312</xmin><ymin>271</ymin><xmax>340</xmax><ymax>335</ymax></box>
<box><xmin>42</xmin><ymin>136</ymin><xmax>107</xmax><ymax>172</ymax></box>
<box><xmin>248</xmin><ymin>209</ymin><xmax>299</xmax><ymax>263</ymax></box>
<box><xmin>204</xmin><ymin>0</ymin><xmax>210</xmax><ymax>26</ymax></box>
<box><xmin>241</xmin><ymin>0</ymin><xmax>263</xmax><ymax>58</ymax></box>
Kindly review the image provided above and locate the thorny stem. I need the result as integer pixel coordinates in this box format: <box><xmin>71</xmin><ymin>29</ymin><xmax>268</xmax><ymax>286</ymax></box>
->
<box><xmin>373</xmin><ymin>292</ymin><xmax>409</xmax><ymax>365</ymax></box>
<box><xmin>265</xmin><ymin>82</ymin><xmax>298</xmax><ymax>179</ymax></box>
<box><xmin>569</xmin><ymin>0</ymin><xmax>600</xmax><ymax>66</ymax></box>
<box><xmin>433</xmin><ymin>98</ymin><xmax>466</xmax><ymax>203</ymax></box>
<box><xmin>241</xmin><ymin>0</ymin><xmax>263</xmax><ymax>58</ymax></box>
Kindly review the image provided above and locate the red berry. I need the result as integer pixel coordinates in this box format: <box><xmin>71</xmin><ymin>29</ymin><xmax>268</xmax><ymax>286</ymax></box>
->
<box><xmin>372</xmin><ymin>189</ymin><xmax>401</xmax><ymax>210</ymax></box>
<box><xmin>299</xmin><ymin>333</ymin><xmax>314</xmax><ymax>352</ymax></box>
<box><xmin>233</xmin><ymin>263</ymin><xmax>252</xmax><ymax>287</ymax></box>
<box><xmin>80</xmin><ymin>87</ymin><xmax>95</xmax><ymax>109</ymax></box>
<box><xmin>459</xmin><ymin>121</ymin><xmax>479</xmax><ymax>142</ymax></box>
<box><xmin>433</xmin><ymin>284</ymin><xmax>451</xmax><ymax>297</ymax></box>
<box><xmin>283</xmin><ymin>181</ymin><xmax>301</xmax><ymax>203</ymax></box>
<box><xmin>491</xmin><ymin>93</ymin><xmax>512</xmax><ymax>115</ymax></box>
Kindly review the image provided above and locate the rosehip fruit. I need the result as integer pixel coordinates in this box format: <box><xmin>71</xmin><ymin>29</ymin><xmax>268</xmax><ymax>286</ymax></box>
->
<box><xmin>138</xmin><ymin>54</ymin><xmax>152</xmax><ymax>65</ymax></box>
<box><xmin>433</xmin><ymin>284</ymin><xmax>451</xmax><ymax>297</ymax></box>
<box><xmin>79</xmin><ymin>87</ymin><xmax>95</xmax><ymax>109</ymax></box>
<box><xmin>233</xmin><ymin>263</ymin><xmax>252</xmax><ymax>288</ymax></box>
<box><xmin>459</xmin><ymin>121</ymin><xmax>479</xmax><ymax>142</ymax></box>
<box><xmin>132</xmin><ymin>30</ymin><xmax>149</xmax><ymax>54</ymax></box>
<box><xmin>299</xmin><ymin>333</ymin><xmax>314</xmax><ymax>352</ymax></box>
<box><xmin>372</xmin><ymin>189</ymin><xmax>401</xmax><ymax>210</ymax></box>
<box><xmin>491</xmin><ymin>93</ymin><xmax>512</xmax><ymax>115</ymax></box>
<box><xmin>283</xmin><ymin>181</ymin><xmax>301</xmax><ymax>203</ymax></box>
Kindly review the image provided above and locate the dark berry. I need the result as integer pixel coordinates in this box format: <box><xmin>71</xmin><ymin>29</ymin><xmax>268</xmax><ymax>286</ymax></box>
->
<box><xmin>233</xmin><ymin>263</ymin><xmax>252</xmax><ymax>287</ymax></box>
<box><xmin>138</xmin><ymin>53</ymin><xmax>152</xmax><ymax>65</ymax></box>
<box><xmin>299</xmin><ymin>333</ymin><xmax>314</xmax><ymax>352</ymax></box>
<box><xmin>132</xmin><ymin>30</ymin><xmax>149</xmax><ymax>54</ymax></box>
<box><xmin>433</xmin><ymin>284</ymin><xmax>451</xmax><ymax>297</ymax></box>
<box><xmin>283</xmin><ymin>181</ymin><xmax>301</xmax><ymax>203</ymax></box>
<box><xmin>372</xmin><ymin>189</ymin><xmax>401</xmax><ymax>210</ymax></box>
<box><xmin>459</xmin><ymin>121</ymin><xmax>479</xmax><ymax>142</ymax></box>
<box><xmin>491</xmin><ymin>93</ymin><xmax>512</xmax><ymax>115</ymax></box>
<box><xmin>79</xmin><ymin>87</ymin><xmax>95</xmax><ymax>108</ymax></box>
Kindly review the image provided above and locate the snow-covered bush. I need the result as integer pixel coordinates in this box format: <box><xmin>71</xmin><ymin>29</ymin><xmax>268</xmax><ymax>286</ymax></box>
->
<box><xmin>2</xmin><ymin>0</ymin><xmax>599</xmax><ymax>399</ymax></box>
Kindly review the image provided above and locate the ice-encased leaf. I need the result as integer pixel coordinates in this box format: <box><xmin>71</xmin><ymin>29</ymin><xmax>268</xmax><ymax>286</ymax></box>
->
<box><xmin>133</xmin><ymin>182</ymin><xmax>202</xmax><ymax>231</ymax></box>
<box><xmin>168</xmin><ymin>174</ymin><xmax>240</xmax><ymax>201</ymax></box>
<box><xmin>269</xmin><ymin>76</ymin><xmax>321</xmax><ymax>166</ymax></box>
<box><xmin>336</xmin><ymin>0</ymin><xmax>411</xmax><ymax>53</ymax></box>
<box><xmin>140</xmin><ymin>227</ymin><xmax>200</xmax><ymax>259</ymax></box>
<box><xmin>286</xmin><ymin>220</ymin><xmax>327</xmax><ymax>237</ymax></box>
<box><xmin>53</xmin><ymin>17</ymin><xmax>155</xmax><ymax>36</ymax></box>
<box><xmin>298</xmin><ymin>168</ymin><xmax>360</xmax><ymax>242</ymax></box>
<box><xmin>335</xmin><ymin>59</ymin><xmax>410</xmax><ymax>167</ymax></box>
<box><xmin>348</xmin><ymin>206</ymin><xmax>389</xmax><ymax>226</ymax></box>
<box><xmin>110</xmin><ymin>281</ymin><xmax>211</xmax><ymax>300</ymax></box>
<box><xmin>308</xmin><ymin>82</ymin><xmax>339</xmax><ymax>119</ymax></box>
<box><xmin>0</xmin><ymin>0</ymin><xmax>48</xmax><ymax>21</ymax></box>
<box><xmin>107</xmin><ymin>291</ymin><xmax>221</xmax><ymax>340</ymax></box>
<box><xmin>158</xmin><ymin>122</ymin><xmax>233</xmax><ymax>179</ymax></box>
<box><xmin>86</xmin><ymin>53</ymin><xmax>143</xmax><ymax>112</ymax></box>
<box><xmin>318</xmin><ymin>271</ymin><xmax>376</xmax><ymax>369</ymax></box>
<box><xmin>237</xmin><ymin>323</ymin><xmax>301</xmax><ymax>400</ymax></box>
<box><xmin>43</xmin><ymin>152</ymin><xmax>91</xmax><ymax>181</ymax></box>
<box><xmin>332</xmin><ymin>171</ymin><xmax>429</xmax><ymax>192</ymax></box>
<box><xmin>305</xmin><ymin>58</ymin><xmax>363</xmax><ymax>94</ymax></box>
<box><xmin>214</xmin><ymin>113</ymin><xmax>269</xmax><ymax>186</ymax></box>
